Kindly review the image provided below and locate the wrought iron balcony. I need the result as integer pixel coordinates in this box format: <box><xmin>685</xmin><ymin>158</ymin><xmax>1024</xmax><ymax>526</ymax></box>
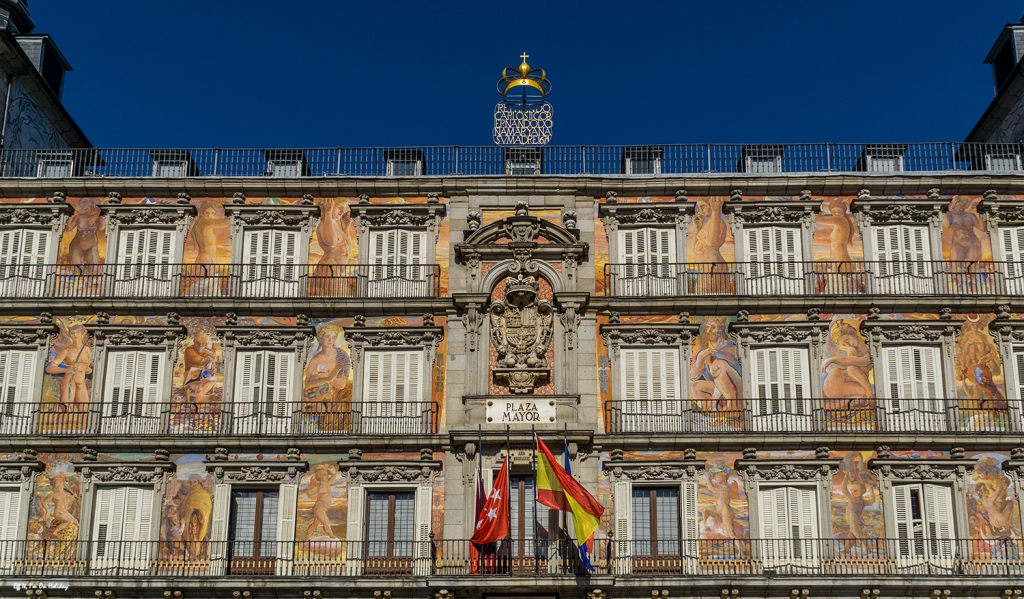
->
<box><xmin>0</xmin><ymin>401</ymin><xmax>438</xmax><ymax>436</ymax></box>
<box><xmin>603</xmin><ymin>261</ymin><xmax>1021</xmax><ymax>297</ymax></box>
<box><xmin>0</xmin><ymin>263</ymin><xmax>442</xmax><ymax>299</ymax></box>
<box><xmin>1</xmin><ymin>143</ymin><xmax>1022</xmax><ymax>177</ymax></box>
<box><xmin>603</xmin><ymin>399</ymin><xmax>1021</xmax><ymax>434</ymax></box>
<box><xmin>0</xmin><ymin>537</ymin><xmax>1019</xmax><ymax>578</ymax></box>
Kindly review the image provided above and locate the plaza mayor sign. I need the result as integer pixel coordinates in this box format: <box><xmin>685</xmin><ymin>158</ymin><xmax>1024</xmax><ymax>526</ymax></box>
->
<box><xmin>486</xmin><ymin>398</ymin><xmax>556</xmax><ymax>424</ymax></box>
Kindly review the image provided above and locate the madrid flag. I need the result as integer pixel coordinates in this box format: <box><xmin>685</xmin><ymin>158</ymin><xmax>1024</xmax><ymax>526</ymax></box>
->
<box><xmin>471</xmin><ymin>457</ymin><xmax>510</xmax><ymax>544</ymax></box>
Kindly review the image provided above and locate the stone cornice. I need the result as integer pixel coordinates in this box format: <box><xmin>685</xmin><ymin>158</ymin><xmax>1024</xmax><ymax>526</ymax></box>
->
<box><xmin>601</xmin><ymin>323</ymin><xmax>700</xmax><ymax>353</ymax></box>
<box><xmin>989</xmin><ymin>318</ymin><xmax>1024</xmax><ymax>343</ymax></box>
<box><xmin>860</xmin><ymin>319</ymin><xmax>962</xmax><ymax>343</ymax></box>
<box><xmin>349</xmin><ymin>202</ymin><xmax>446</xmax><ymax>231</ymax></box>
<box><xmin>347</xmin><ymin>326</ymin><xmax>445</xmax><ymax>350</ymax></box>
<box><xmin>735</xmin><ymin>458</ymin><xmax>840</xmax><ymax>481</ymax></box>
<box><xmin>851</xmin><ymin>198</ymin><xmax>947</xmax><ymax>224</ymax></box>
<box><xmin>73</xmin><ymin>459</ymin><xmax>176</xmax><ymax>484</ymax></box>
<box><xmin>597</xmin><ymin>200</ymin><xmax>694</xmax><ymax>227</ymax></box>
<box><xmin>88</xmin><ymin>324</ymin><xmax>186</xmax><ymax>347</ymax></box>
<box><xmin>223</xmin><ymin>203</ymin><xmax>320</xmax><ymax>229</ymax></box>
<box><xmin>344</xmin><ymin>459</ymin><xmax>442</xmax><ymax>483</ymax></box>
<box><xmin>215</xmin><ymin>325</ymin><xmax>316</xmax><ymax>348</ymax></box>
<box><xmin>0</xmin><ymin>459</ymin><xmax>44</xmax><ymax>483</ymax></box>
<box><xmin>99</xmin><ymin>202</ymin><xmax>197</xmax><ymax>226</ymax></box>
<box><xmin>978</xmin><ymin>199</ymin><xmax>1024</xmax><ymax>225</ymax></box>
<box><xmin>0</xmin><ymin>324</ymin><xmax>58</xmax><ymax>347</ymax></box>
<box><xmin>0</xmin><ymin>202</ymin><xmax>73</xmax><ymax>226</ymax></box>
<box><xmin>604</xmin><ymin>459</ymin><xmax>706</xmax><ymax>481</ymax></box>
<box><xmin>724</xmin><ymin>199</ymin><xmax>819</xmax><ymax>224</ymax></box>
<box><xmin>205</xmin><ymin>456</ymin><xmax>308</xmax><ymax>485</ymax></box>
<box><xmin>730</xmin><ymin>320</ymin><xmax>828</xmax><ymax>345</ymax></box>
<box><xmin>869</xmin><ymin>458</ymin><xmax>977</xmax><ymax>481</ymax></box>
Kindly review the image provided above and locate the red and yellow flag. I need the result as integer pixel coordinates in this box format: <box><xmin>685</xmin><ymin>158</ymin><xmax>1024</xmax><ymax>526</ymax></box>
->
<box><xmin>535</xmin><ymin>436</ymin><xmax>604</xmax><ymax>543</ymax></box>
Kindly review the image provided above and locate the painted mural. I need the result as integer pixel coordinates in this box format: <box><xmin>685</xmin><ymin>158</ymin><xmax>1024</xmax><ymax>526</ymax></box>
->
<box><xmin>4</xmin><ymin>80</ymin><xmax>69</xmax><ymax>151</ymax></box>
<box><xmin>39</xmin><ymin>316</ymin><xmax>95</xmax><ymax>432</ymax></box>
<box><xmin>700</xmin><ymin>453</ymin><xmax>748</xmax><ymax>548</ymax></box>
<box><xmin>160</xmin><ymin>455</ymin><xmax>213</xmax><ymax>560</ymax></box>
<box><xmin>26</xmin><ymin>456</ymin><xmax>80</xmax><ymax>559</ymax></box>
<box><xmin>955</xmin><ymin>314</ymin><xmax>1009</xmax><ymax>430</ymax></box>
<box><xmin>822</xmin><ymin>315</ymin><xmax>876</xmax><ymax>429</ymax></box>
<box><xmin>966</xmin><ymin>453</ymin><xmax>1021</xmax><ymax>550</ymax></box>
<box><xmin>690</xmin><ymin>316</ymin><xmax>742</xmax><ymax>424</ymax></box>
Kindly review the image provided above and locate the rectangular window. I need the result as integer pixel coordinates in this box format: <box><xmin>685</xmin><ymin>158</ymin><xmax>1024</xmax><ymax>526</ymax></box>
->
<box><xmin>758</xmin><ymin>486</ymin><xmax>819</xmax><ymax>566</ymax></box>
<box><xmin>362</xmin><ymin>350</ymin><xmax>424</xmax><ymax>434</ymax></box>
<box><xmin>505</xmin><ymin>475</ymin><xmax>555</xmax><ymax>573</ymax></box>
<box><xmin>228</xmin><ymin>489</ymin><xmax>279</xmax><ymax>575</ymax></box>
<box><xmin>91</xmin><ymin>486</ymin><xmax>154</xmax><ymax>573</ymax></box>
<box><xmin>631</xmin><ymin>487</ymin><xmax>680</xmax><ymax>557</ymax></box>
<box><xmin>0</xmin><ymin>228</ymin><xmax>52</xmax><ymax>297</ymax></box>
<box><xmin>744</xmin><ymin>226</ymin><xmax>804</xmax><ymax>295</ymax></box>
<box><xmin>367</xmin><ymin>229</ymin><xmax>428</xmax><ymax>297</ymax></box>
<box><xmin>891</xmin><ymin>483</ymin><xmax>954</xmax><ymax>562</ymax></box>
<box><xmin>749</xmin><ymin>156</ymin><xmax>780</xmax><ymax>173</ymax></box>
<box><xmin>38</xmin><ymin>161</ymin><xmax>72</xmax><ymax>178</ymax></box>
<box><xmin>868</xmin><ymin>156</ymin><xmax>900</xmax><ymax>172</ymax></box>
<box><xmin>750</xmin><ymin>347</ymin><xmax>811</xmax><ymax>431</ymax></box>
<box><xmin>626</xmin><ymin>158</ymin><xmax>660</xmax><ymax>175</ymax></box>
<box><xmin>988</xmin><ymin>153</ymin><xmax>1021</xmax><ymax>172</ymax></box>
<box><xmin>365</xmin><ymin>491</ymin><xmax>415</xmax><ymax>569</ymax></box>
<box><xmin>155</xmin><ymin>162</ymin><xmax>184</xmax><ymax>178</ymax></box>
<box><xmin>619</xmin><ymin>347</ymin><xmax>682</xmax><ymax>432</ymax></box>
<box><xmin>269</xmin><ymin>162</ymin><xmax>299</xmax><ymax>178</ymax></box>
<box><xmin>873</xmin><ymin>224</ymin><xmax>933</xmax><ymax>294</ymax></box>
<box><xmin>233</xmin><ymin>350</ymin><xmax>294</xmax><ymax>435</ymax></box>
<box><xmin>1000</xmin><ymin>226</ymin><xmax>1024</xmax><ymax>294</ymax></box>
<box><xmin>882</xmin><ymin>345</ymin><xmax>945</xmax><ymax>431</ymax></box>
<box><xmin>240</xmin><ymin>229</ymin><xmax>300</xmax><ymax>297</ymax></box>
<box><xmin>113</xmin><ymin>228</ymin><xmax>175</xmax><ymax>296</ymax></box>
<box><xmin>101</xmin><ymin>350</ymin><xmax>163</xmax><ymax>435</ymax></box>
<box><xmin>616</xmin><ymin>227</ymin><xmax>676</xmax><ymax>296</ymax></box>
<box><xmin>0</xmin><ymin>349</ymin><xmax>36</xmax><ymax>435</ymax></box>
<box><xmin>387</xmin><ymin>160</ymin><xmax>421</xmax><ymax>177</ymax></box>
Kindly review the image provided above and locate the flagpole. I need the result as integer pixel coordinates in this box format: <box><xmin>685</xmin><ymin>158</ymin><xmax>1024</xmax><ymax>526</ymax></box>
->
<box><xmin>477</xmin><ymin>423</ymin><xmax>483</xmax><ymax>573</ymax></box>
<box><xmin>506</xmin><ymin>423</ymin><xmax>512</xmax><ymax>577</ymax></box>
<box><xmin>562</xmin><ymin>421</ymin><xmax>568</xmax><ymax>568</ymax></box>
<box><xmin>531</xmin><ymin>424</ymin><xmax>538</xmax><ymax>574</ymax></box>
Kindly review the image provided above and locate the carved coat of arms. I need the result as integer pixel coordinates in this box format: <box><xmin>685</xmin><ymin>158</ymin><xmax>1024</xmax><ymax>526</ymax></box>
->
<box><xmin>490</xmin><ymin>274</ymin><xmax>553</xmax><ymax>393</ymax></box>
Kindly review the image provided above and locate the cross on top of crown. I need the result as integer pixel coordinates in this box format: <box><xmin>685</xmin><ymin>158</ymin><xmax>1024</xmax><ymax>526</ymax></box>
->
<box><xmin>520</xmin><ymin>52</ymin><xmax>529</xmax><ymax>62</ymax></box>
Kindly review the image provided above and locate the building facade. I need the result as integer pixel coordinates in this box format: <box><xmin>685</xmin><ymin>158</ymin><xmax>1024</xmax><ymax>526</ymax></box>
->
<box><xmin>5</xmin><ymin>9</ymin><xmax>1024</xmax><ymax>599</ymax></box>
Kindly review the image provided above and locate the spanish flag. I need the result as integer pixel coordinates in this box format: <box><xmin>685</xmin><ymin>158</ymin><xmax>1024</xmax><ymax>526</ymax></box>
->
<box><xmin>536</xmin><ymin>436</ymin><xmax>604</xmax><ymax>569</ymax></box>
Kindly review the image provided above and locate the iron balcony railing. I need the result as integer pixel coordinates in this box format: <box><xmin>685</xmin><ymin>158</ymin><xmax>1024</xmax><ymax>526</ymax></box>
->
<box><xmin>3</xmin><ymin>143</ymin><xmax>1024</xmax><ymax>177</ymax></box>
<box><xmin>1</xmin><ymin>401</ymin><xmax>438</xmax><ymax>436</ymax></box>
<box><xmin>0</xmin><ymin>537</ymin><xmax>1020</xmax><ymax>577</ymax></box>
<box><xmin>0</xmin><ymin>263</ymin><xmax>442</xmax><ymax>299</ymax></box>
<box><xmin>604</xmin><ymin>398</ymin><xmax>1022</xmax><ymax>434</ymax></box>
<box><xmin>603</xmin><ymin>260</ymin><xmax>1024</xmax><ymax>297</ymax></box>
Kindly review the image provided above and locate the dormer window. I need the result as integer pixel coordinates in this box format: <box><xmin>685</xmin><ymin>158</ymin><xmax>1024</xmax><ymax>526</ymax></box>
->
<box><xmin>622</xmin><ymin>147</ymin><xmax>663</xmax><ymax>175</ymax></box>
<box><xmin>149</xmin><ymin>150</ymin><xmax>199</xmax><ymax>177</ymax></box>
<box><xmin>385</xmin><ymin>149</ymin><xmax>425</xmax><ymax>177</ymax></box>
<box><xmin>858</xmin><ymin>145</ymin><xmax>907</xmax><ymax>173</ymax></box>
<box><xmin>35</xmin><ymin>150</ymin><xmax>76</xmax><ymax>177</ymax></box>
<box><xmin>740</xmin><ymin>145</ymin><xmax>783</xmax><ymax>174</ymax></box>
<box><xmin>265</xmin><ymin>150</ymin><xmax>309</xmax><ymax>178</ymax></box>
<box><xmin>504</xmin><ymin>147</ymin><xmax>542</xmax><ymax>175</ymax></box>
<box><xmin>987</xmin><ymin>149</ymin><xmax>1022</xmax><ymax>172</ymax></box>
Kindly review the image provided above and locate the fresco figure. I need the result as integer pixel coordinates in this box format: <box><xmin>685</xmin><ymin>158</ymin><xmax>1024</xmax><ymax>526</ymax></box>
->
<box><xmin>838</xmin><ymin>452</ymin><xmax>876</xmax><ymax>538</ymax></box>
<box><xmin>64</xmin><ymin>197</ymin><xmax>102</xmax><ymax>265</ymax></box>
<box><xmin>38</xmin><ymin>473</ymin><xmax>79</xmax><ymax>541</ymax></box>
<box><xmin>192</xmin><ymin>206</ymin><xmax>223</xmax><ymax>265</ymax></box>
<box><xmin>971</xmin><ymin>456</ymin><xmax>1020</xmax><ymax>541</ymax></box>
<box><xmin>183</xmin><ymin>329</ymin><xmax>218</xmax><ymax>406</ymax></box>
<box><xmin>693</xmin><ymin>197</ymin><xmax>728</xmax><ymax>264</ymax></box>
<box><xmin>946</xmin><ymin>196</ymin><xmax>984</xmax><ymax>263</ymax></box>
<box><xmin>305</xmin><ymin>463</ymin><xmax>339</xmax><ymax>540</ymax></box>
<box><xmin>818</xmin><ymin>198</ymin><xmax>856</xmax><ymax>263</ymax></box>
<box><xmin>703</xmin><ymin>463</ymin><xmax>744</xmax><ymax>546</ymax></box>
<box><xmin>311</xmin><ymin>199</ymin><xmax>353</xmax><ymax>295</ymax></box>
<box><xmin>955</xmin><ymin>316</ymin><xmax>1007</xmax><ymax>413</ymax></box>
<box><xmin>822</xmin><ymin>319</ymin><xmax>874</xmax><ymax>402</ymax></box>
<box><xmin>690</xmin><ymin>318</ymin><xmax>741</xmax><ymax>413</ymax></box>
<box><xmin>304</xmin><ymin>327</ymin><xmax>350</xmax><ymax>432</ymax></box>
<box><xmin>46</xmin><ymin>322</ymin><xmax>92</xmax><ymax>412</ymax></box>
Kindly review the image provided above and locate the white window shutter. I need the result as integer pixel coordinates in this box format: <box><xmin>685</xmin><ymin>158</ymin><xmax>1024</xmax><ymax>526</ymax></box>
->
<box><xmin>234</xmin><ymin>351</ymin><xmax>258</xmax><ymax>421</ymax></box>
<box><xmin>346</xmin><ymin>486</ymin><xmax>365</xmax><ymax>571</ymax></box>
<box><xmin>271</xmin><ymin>351</ymin><xmax>293</xmax><ymax>418</ymax></box>
<box><xmin>681</xmin><ymin>480</ymin><xmax>698</xmax><ymax>559</ymax></box>
<box><xmin>759</xmin><ymin>487</ymin><xmax>787</xmax><ymax>540</ymax></box>
<box><xmin>891</xmin><ymin>484</ymin><xmax>913</xmax><ymax>548</ymax></box>
<box><xmin>619</xmin><ymin>229</ymin><xmax>637</xmax><ymax>268</ymax></box>
<box><xmin>208</xmin><ymin>483</ymin><xmax>231</xmax><ymax>573</ymax></box>
<box><xmin>414</xmin><ymin>485</ymin><xmax>433</xmax><ymax>559</ymax></box>
<box><xmin>275</xmin><ymin>483</ymin><xmax>298</xmax><ymax>575</ymax></box>
<box><xmin>924</xmin><ymin>483</ymin><xmax>954</xmax><ymax>543</ymax></box>
<box><xmin>104</xmin><ymin>352</ymin><xmax>129</xmax><ymax>418</ymax></box>
<box><xmin>792</xmin><ymin>487</ymin><xmax>818</xmax><ymax>540</ymax></box>
<box><xmin>364</xmin><ymin>351</ymin><xmax>382</xmax><ymax>415</ymax></box>
<box><xmin>406</xmin><ymin>350</ymin><xmax>422</xmax><ymax>406</ymax></box>
<box><xmin>1014</xmin><ymin>349</ymin><xmax>1024</xmax><ymax>400</ymax></box>
<box><xmin>141</xmin><ymin>352</ymin><xmax>162</xmax><ymax>418</ymax></box>
<box><xmin>120</xmin><ymin>486</ymin><xmax>154</xmax><ymax>543</ymax></box>
<box><xmin>117</xmin><ymin>229</ymin><xmax>138</xmax><ymax>264</ymax></box>
<box><xmin>0</xmin><ymin>488</ymin><xmax>20</xmax><ymax>542</ymax></box>
<box><xmin>622</xmin><ymin>349</ymin><xmax>638</xmax><ymax>410</ymax></box>
<box><xmin>0</xmin><ymin>350</ymin><xmax>36</xmax><ymax>425</ymax></box>
<box><xmin>613</xmin><ymin>480</ymin><xmax>632</xmax><ymax>571</ymax></box>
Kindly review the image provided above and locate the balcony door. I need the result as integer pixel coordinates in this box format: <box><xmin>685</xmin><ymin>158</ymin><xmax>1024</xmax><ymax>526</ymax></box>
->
<box><xmin>758</xmin><ymin>486</ymin><xmax>820</xmax><ymax>569</ymax></box>
<box><xmin>365</xmin><ymin>491</ymin><xmax>415</xmax><ymax>573</ymax></box>
<box><xmin>0</xmin><ymin>349</ymin><xmax>36</xmax><ymax>435</ymax></box>
<box><xmin>367</xmin><ymin>229</ymin><xmax>427</xmax><ymax>297</ymax></box>
<box><xmin>112</xmin><ymin>228</ymin><xmax>175</xmax><ymax>297</ymax></box>
<box><xmin>361</xmin><ymin>350</ymin><xmax>424</xmax><ymax>434</ymax></box>
<box><xmin>101</xmin><ymin>350</ymin><xmax>163</xmax><ymax>435</ymax></box>
<box><xmin>240</xmin><ymin>229</ymin><xmax>300</xmax><ymax>297</ymax></box>
<box><xmin>873</xmin><ymin>225</ymin><xmax>933</xmax><ymax>294</ymax></box>
<box><xmin>744</xmin><ymin>226</ymin><xmax>804</xmax><ymax>295</ymax></box>
<box><xmin>891</xmin><ymin>483</ymin><xmax>955</xmax><ymax>571</ymax></box>
<box><xmin>0</xmin><ymin>228</ymin><xmax>51</xmax><ymax>297</ymax></box>
<box><xmin>91</xmin><ymin>486</ymin><xmax>154</xmax><ymax>574</ymax></box>
<box><xmin>619</xmin><ymin>347</ymin><xmax>682</xmax><ymax>433</ymax></box>
<box><xmin>617</xmin><ymin>227</ymin><xmax>676</xmax><ymax>297</ymax></box>
<box><xmin>999</xmin><ymin>226</ymin><xmax>1024</xmax><ymax>294</ymax></box>
<box><xmin>881</xmin><ymin>345</ymin><xmax>946</xmax><ymax>431</ymax></box>
<box><xmin>227</xmin><ymin>489</ymin><xmax>278</xmax><ymax>575</ymax></box>
<box><xmin>750</xmin><ymin>347</ymin><xmax>812</xmax><ymax>431</ymax></box>
<box><xmin>232</xmin><ymin>350</ymin><xmax>294</xmax><ymax>435</ymax></box>
<box><xmin>0</xmin><ymin>488</ymin><xmax>22</xmax><ymax>573</ymax></box>
<box><xmin>502</xmin><ymin>476</ymin><xmax>555</xmax><ymax>573</ymax></box>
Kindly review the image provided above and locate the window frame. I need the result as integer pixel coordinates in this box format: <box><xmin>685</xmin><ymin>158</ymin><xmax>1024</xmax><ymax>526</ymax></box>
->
<box><xmin>0</xmin><ymin>325</ymin><xmax>54</xmax><ymax>436</ymax></box>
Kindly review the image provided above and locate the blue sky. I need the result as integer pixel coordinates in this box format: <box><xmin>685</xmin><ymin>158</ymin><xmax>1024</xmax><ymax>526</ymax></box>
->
<box><xmin>33</xmin><ymin>1</ymin><xmax>1024</xmax><ymax>147</ymax></box>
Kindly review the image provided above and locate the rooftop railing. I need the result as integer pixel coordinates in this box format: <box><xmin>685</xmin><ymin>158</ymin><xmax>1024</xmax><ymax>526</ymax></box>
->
<box><xmin>4</xmin><ymin>143</ymin><xmax>1024</xmax><ymax>178</ymax></box>
<box><xmin>2</xmin><ymin>538</ymin><xmax>1021</xmax><ymax>578</ymax></box>
<box><xmin>0</xmin><ymin>263</ymin><xmax>442</xmax><ymax>299</ymax></box>
<box><xmin>1</xmin><ymin>401</ymin><xmax>439</xmax><ymax>436</ymax></box>
<box><xmin>603</xmin><ymin>261</ymin><xmax>1022</xmax><ymax>297</ymax></box>
<box><xmin>603</xmin><ymin>399</ymin><xmax>1020</xmax><ymax>434</ymax></box>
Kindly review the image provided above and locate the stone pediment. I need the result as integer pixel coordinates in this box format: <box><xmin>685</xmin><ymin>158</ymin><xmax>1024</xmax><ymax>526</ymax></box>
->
<box><xmin>455</xmin><ymin>202</ymin><xmax>588</xmax><ymax>265</ymax></box>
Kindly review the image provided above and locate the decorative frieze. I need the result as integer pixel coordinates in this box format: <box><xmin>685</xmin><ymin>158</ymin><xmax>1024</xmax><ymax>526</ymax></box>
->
<box><xmin>724</xmin><ymin>200</ymin><xmax>818</xmax><ymax>225</ymax></box>
<box><xmin>216</xmin><ymin>325</ymin><xmax>316</xmax><ymax>348</ymax></box>
<box><xmin>731</xmin><ymin>321</ymin><xmax>828</xmax><ymax>346</ymax></box>
<box><xmin>601</xmin><ymin>323</ymin><xmax>699</xmax><ymax>356</ymax></box>
<box><xmin>349</xmin><ymin>202</ymin><xmax>446</xmax><ymax>234</ymax></box>
<box><xmin>99</xmin><ymin>203</ymin><xmax>197</xmax><ymax>227</ymax></box>
<box><xmin>605</xmin><ymin>459</ymin><xmax>706</xmax><ymax>481</ymax></box>
<box><xmin>0</xmin><ymin>324</ymin><xmax>58</xmax><ymax>347</ymax></box>
<box><xmin>860</xmin><ymin>320</ymin><xmax>961</xmax><ymax>343</ymax></box>
<box><xmin>88</xmin><ymin>324</ymin><xmax>187</xmax><ymax>348</ymax></box>
<box><xmin>735</xmin><ymin>458</ymin><xmax>839</xmax><ymax>481</ymax></box>
<box><xmin>74</xmin><ymin>459</ymin><xmax>176</xmax><ymax>485</ymax></box>
<box><xmin>0</xmin><ymin>459</ymin><xmax>43</xmax><ymax>483</ymax></box>
<box><xmin>851</xmin><ymin>198</ymin><xmax>947</xmax><ymax>225</ymax></box>
<box><xmin>347</xmin><ymin>326</ymin><xmax>445</xmax><ymax>350</ymax></box>
<box><xmin>869</xmin><ymin>458</ymin><xmax>976</xmax><ymax>482</ymax></box>
<box><xmin>206</xmin><ymin>457</ymin><xmax>307</xmax><ymax>485</ymax></box>
<box><xmin>223</xmin><ymin>203</ymin><xmax>320</xmax><ymax>230</ymax></box>
<box><xmin>0</xmin><ymin>202</ymin><xmax>73</xmax><ymax>227</ymax></box>
<box><xmin>345</xmin><ymin>459</ymin><xmax>442</xmax><ymax>483</ymax></box>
